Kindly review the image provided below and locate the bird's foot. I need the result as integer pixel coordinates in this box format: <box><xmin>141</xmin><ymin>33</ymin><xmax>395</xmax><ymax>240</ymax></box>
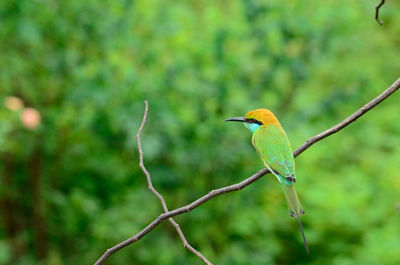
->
<box><xmin>286</xmin><ymin>176</ymin><xmax>296</xmax><ymax>183</ymax></box>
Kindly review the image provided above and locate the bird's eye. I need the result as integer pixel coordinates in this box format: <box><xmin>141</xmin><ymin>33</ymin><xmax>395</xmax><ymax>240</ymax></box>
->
<box><xmin>246</xmin><ymin>119</ymin><xmax>263</xmax><ymax>125</ymax></box>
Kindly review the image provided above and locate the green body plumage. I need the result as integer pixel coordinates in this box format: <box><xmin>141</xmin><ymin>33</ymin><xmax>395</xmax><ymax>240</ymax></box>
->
<box><xmin>225</xmin><ymin>109</ymin><xmax>309</xmax><ymax>253</ymax></box>
<box><xmin>252</xmin><ymin>122</ymin><xmax>304</xmax><ymax>218</ymax></box>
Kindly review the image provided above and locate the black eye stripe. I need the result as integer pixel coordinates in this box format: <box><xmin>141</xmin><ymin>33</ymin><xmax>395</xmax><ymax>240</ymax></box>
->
<box><xmin>245</xmin><ymin>118</ymin><xmax>263</xmax><ymax>125</ymax></box>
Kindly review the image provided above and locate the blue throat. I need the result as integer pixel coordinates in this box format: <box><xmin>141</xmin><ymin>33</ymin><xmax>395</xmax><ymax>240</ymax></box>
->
<box><xmin>244</xmin><ymin>123</ymin><xmax>261</xmax><ymax>133</ymax></box>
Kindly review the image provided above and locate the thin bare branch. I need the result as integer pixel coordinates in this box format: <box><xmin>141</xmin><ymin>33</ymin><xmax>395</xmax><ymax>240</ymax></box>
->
<box><xmin>294</xmin><ymin>78</ymin><xmax>400</xmax><ymax>156</ymax></box>
<box><xmin>94</xmin><ymin>101</ymin><xmax>212</xmax><ymax>265</ymax></box>
<box><xmin>375</xmin><ymin>0</ymin><xmax>386</xmax><ymax>25</ymax></box>
<box><xmin>94</xmin><ymin>78</ymin><xmax>400</xmax><ymax>265</ymax></box>
<box><xmin>136</xmin><ymin>101</ymin><xmax>212</xmax><ymax>265</ymax></box>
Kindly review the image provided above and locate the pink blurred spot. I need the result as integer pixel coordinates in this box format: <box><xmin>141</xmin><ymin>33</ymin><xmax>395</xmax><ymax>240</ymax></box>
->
<box><xmin>21</xmin><ymin>108</ymin><xmax>41</xmax><ymax>129</ymax></box>
<box><xmin>4</xmin><ymin>96</ymin><xmax>24</xmax><ymax>111</ymax></box>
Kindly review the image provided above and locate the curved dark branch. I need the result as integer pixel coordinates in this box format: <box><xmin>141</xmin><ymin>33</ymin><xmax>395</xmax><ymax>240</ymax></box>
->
<box><xmin>375</xmin><ymin>0</ymin><xmax>386</xmax><ymax>25</ymax></box>
<box><xmin>94</xmin><ymin>78</ymin><xmax>400</xmax><ymax>265</ymax></box>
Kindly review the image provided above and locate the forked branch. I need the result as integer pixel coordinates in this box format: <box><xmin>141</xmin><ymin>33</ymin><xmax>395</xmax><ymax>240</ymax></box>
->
<box><xmin>94</xmin><ymin>78</ymin><xmax>400</xmax><ymax>265</ymax></box>
<box><xmin>136</xmin><ymin>101</ymin><xmax>212</xmax><ymax>265</ymax></box>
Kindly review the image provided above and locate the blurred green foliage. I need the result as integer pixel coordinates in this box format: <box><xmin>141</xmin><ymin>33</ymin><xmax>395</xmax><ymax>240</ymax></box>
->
<box><xmin>1</xmin><ymin>0</ymin><xmax>400</xmax><ymax>264</ymax></box>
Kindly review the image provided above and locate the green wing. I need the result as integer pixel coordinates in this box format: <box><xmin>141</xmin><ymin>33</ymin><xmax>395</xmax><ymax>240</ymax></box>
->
<box><xmin>252</xmin><ymin>125</ymin><xmax>295</xmax><ymax>181</ymax></box>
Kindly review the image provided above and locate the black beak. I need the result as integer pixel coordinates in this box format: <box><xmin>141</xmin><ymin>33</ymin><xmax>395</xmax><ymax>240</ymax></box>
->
<box><xmin>224</xmin><ymin>117</ymin><xmax>246</xmax><ymax>122</ymax></box>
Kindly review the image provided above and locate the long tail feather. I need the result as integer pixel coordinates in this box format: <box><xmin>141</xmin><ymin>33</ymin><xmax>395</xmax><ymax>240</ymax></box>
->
<box><xmin>296</xmin><ymin>215</ymin><xmax>309</xmax><ymax>254</ymax></box>
<box><xmin>281</xmin><ymin>182</ymin><xmax>309</xmax><ymax>253</ymax></box>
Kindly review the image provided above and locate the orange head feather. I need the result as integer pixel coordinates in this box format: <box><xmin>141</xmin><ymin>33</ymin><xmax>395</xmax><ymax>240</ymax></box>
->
<box><xmin>245</xmin><ymin>109</ymin><xmax>281</xmax><ymax>126</ymax></box>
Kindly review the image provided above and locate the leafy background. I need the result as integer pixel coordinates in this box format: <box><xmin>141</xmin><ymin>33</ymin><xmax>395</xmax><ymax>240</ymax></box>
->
<box><xmin>1</xmin><ymin>0</ymin><xmax>400</xmax><ymax>264</ymax></box>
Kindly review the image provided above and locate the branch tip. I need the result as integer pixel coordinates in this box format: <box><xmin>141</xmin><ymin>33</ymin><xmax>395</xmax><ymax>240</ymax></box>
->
<box><xmin>375</xmin><ymin>0</ymin><xmax>385</xmax><ymax>25</ymax></box>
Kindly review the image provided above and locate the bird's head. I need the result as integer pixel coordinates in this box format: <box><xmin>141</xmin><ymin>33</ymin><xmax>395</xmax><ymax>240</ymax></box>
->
<box><xmin>224</xmin><ymin>109</ymin><xmax>280</xmax><ymax>133</ymax></box>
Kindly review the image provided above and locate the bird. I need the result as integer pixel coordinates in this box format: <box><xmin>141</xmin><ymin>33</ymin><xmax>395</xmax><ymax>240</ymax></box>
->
<box><xmin>225</xmin><ymin>108</ymin><xmax>309</xmax><ymax>253</ymax></box>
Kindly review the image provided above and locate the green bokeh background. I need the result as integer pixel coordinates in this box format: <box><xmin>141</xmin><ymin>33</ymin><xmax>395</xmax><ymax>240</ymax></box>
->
<box><xmin>1</xmin><ymin>0</ymin><xmax>400</xmax><ymax>264</ymax></box>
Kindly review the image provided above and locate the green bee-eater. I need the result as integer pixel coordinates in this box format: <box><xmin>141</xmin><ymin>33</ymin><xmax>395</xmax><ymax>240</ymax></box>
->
<box><xmin>225</xmin><ymin>108</ymin><xmax>309</xmax><ymax>253</ymax></box>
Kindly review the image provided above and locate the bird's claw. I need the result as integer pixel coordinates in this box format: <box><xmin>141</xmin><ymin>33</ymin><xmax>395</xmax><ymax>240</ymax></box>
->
<box><xmin>286</xmin><ymin>176</ymin><xmax>296</xmax><ymax>183</ymax></box>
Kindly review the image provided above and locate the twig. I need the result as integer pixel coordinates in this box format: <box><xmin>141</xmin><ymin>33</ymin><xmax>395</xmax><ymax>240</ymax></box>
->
<box><xmin>375</xmin><ymin>0</ymin><xmax>386</xmax><ymax>25</ymax></box>
<box><xmin>94</xmin><ymin>78</ymin><xmax>400</xmax><ymax>265</ymax></box>
<box><xmin>294</xmin><ymin>78</ymin><xmax>400</xmax><ymax>156</ymax></box>
<box><xmin>136</xmin><ymin>101</ymin><xmax>212</xmax><ymax>265</ymax></box>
